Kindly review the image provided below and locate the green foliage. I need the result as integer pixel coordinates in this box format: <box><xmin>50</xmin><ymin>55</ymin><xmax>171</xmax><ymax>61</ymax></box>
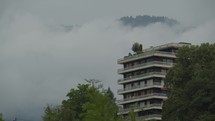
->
<box><xmin>119</xmin><ymin>15</ymin><xmax>178</xmax><ymax>27</ymax></box>
<box><xmin>61</xmin><ymin>84</ymin><xmax>94</xmax><ymax>121</ymax></box>
<box><xmin>128</xmin><ymin>110</ymin><xmax>137</xmax><ymax>121</ymax></box>
<box><xmin>0</xmin><ymin>113</ymin><xmax>4</xmax><ymax>121</ymax></box>
<box><xmin>126</xmin><ymin>111</ymin><xmax>155</xmax><ymax>121</ymax></box>
<box><xmin>162</xmin><ymin>43</ymin><xmax>215</xmax><ymax>121</ymax></box>
<box><xmin>132</xmin><ymin>42</ymin><xmax>143</xmax><ymax>54</ymax></box>
<box><xmin>42</xmin><ymin>105</ymin><xmax>61</xmax><ymax>121</ymax></box>
<box><xmin>42</xmin><ymin>82</ymin><xmax>122</xmax><ymax>121</ymax></box>
<box><xmin>82</xmin><ymin>88</ymin><xmax>119</xmax><ymax>121</ymax></box>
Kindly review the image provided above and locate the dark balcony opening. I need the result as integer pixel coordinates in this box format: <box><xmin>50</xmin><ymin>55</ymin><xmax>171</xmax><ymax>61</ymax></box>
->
<box><xmin>123</xmin><ymin>88</ymin><xmax>167</xmax><ymax>101</ymax></box>
<box><xmin>122</xmin><ymin>56</ymin><xmax>176</xmax><ymax>71</ymax></box>
<box><xmin>148</xmin><ymin>99</ymin><xmax>162</xmax><ymax>105</ymax></box>
<box><xmin>153</xmin><ymin>77</ymin><xmax>163</xmax><ymax>85</ymax></box>
<box><xmin>123</xmin><ymin>67</ymin><xmax>168</xmax><ymax>79</ymax></box>
<box><xmin>158</xmin><ymin>47</ymin><xmax>178</xmax><ymax>53</ymax></box>
<box><xmin>122</xmin><ymin>98</ymin><xmax>163</xmax><ymax>111</ymax></box>
<box><xmin>138</xmin><ymin>109</ymin><xmax>161</xmax><ymax>116</ymax></box>
<box><xmin>123</xmin><ymin>102</ymin><xmax>138</xmax><ymax>109</ymax></box>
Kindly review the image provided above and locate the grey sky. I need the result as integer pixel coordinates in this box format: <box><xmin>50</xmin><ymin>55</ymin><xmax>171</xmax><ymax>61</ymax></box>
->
<box><xmin>0</xmin><ymin>0</ymin><xmax>215</xmax><ymax>121</ymax></box>
<box><xmin>1</xmin><ymin>0</ymin><xmax>215</xmax><ymax>25</ymax></box>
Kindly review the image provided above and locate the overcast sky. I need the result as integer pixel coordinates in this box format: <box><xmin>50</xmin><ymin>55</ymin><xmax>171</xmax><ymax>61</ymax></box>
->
<box><xmin>1</xmin><ymin>0</ymin><xmax>215</xmax><ymax>25</ymax></box>
<box><xmin>0</xmin><ymin>0</ymin><xmax>215</xmax><ymax>121</ymax></box>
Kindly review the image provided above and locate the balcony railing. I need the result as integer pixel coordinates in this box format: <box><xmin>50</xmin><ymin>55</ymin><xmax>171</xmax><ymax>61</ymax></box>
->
<box><xmin>118</xmin><ymin>104</ymin><xmax>162</xmax><ymax>113</ymax></box>
<box><xmin>143</xmin><ymin>42</ymin><xmax>190</xmax><ymax>52</ymax></box>
<box><xmin>118</xmin><ymin>61</ymin><xmax>175</xmax><ymax>73</ymax></box>
<box><xmin>118</xmin><ymin>51</ymin><xmax>176</xmax><ymax>63</ymax></box>
<box><xmin>137</xmin><ymin>114</ymin><xmax>162</xmax><ymax>120</ymax></box>
<box><xmin>123</xmin><ymin>114</ymin><xmax>162</xmax><ymax>121</ymax></box>
<box><xmin>118</xmin><ymin>72</ymin><xmax>166</xmax><ymax>83</ymax></box>
<box><xmin>118</xmin><ymin>83</ymin><xmax>163</xmax><ymax>94</ymax></box>
<box><xmin>118</xmin><ymin>93</ymin><xmax>167</xmax><ymax>103</ymax></box>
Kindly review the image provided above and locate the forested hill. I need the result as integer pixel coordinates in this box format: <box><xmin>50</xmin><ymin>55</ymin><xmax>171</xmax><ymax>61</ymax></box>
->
<box><xmin>119</xmin><ymin>15</ymin><xmax>178</xmax><ymax>27</ymax></box>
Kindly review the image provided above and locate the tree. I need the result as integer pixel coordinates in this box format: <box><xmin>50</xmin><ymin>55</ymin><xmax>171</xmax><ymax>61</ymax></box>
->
<box><xmin>61</xmin><ymin>84</ymin><xmax>94</xmax><ymax>121</ymax></box>
<box><xmin>128</xmin><ymin>110</ymin><xmax>137</xmax><ymax>121</ymax></box>
<box><xmin>42</xmin><ymin>105</ymin><xmax>61</xmax><ymax>121</ymax></box>
<box><xmin>85</xmin><ymin>79</ymin><xmax>102</xmax><ymax>89</ymax></box>
<box><xmin>162</xmin><ymin>43</ymin><xmax>215</xmax><ymax>121</ymax></box>
<box><xmin>0</xmin><ymin>113</ymin><xmax>4</xmax><ymax>121</ymax></box>
<box><xmin>42</xmin><ymin>84</ymin><xmax>94</xmax><ymax>121</ymax></box>
<box><xmin>82</xmin><ymin>88</ymin><xmax>120</xmax><ymax>121</ymax></box>
<box><xmin>119</xmin><ymin>15</ymin><xmax>178</xmax><ymax>27</ymax></box>
<box><xmin>132</xmin><ymin>42</ymin><xmax>143</xmax><ymax>54</ymax></box>
<box><xmin>42</xmin><ymin>82</ymin><xmax>122</xmax><ymax>121</ymax></box>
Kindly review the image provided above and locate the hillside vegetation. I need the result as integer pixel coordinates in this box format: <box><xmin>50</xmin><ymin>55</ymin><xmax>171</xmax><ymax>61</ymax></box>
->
<box><xmin>119</xmin><ymin>15</ymin><xmax>178</xmax><ymax>27</ymax></box>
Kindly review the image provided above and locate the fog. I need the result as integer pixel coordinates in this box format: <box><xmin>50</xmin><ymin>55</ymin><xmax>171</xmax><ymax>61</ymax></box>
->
<box><xmin>0</xmin><ymin>0</ymin><xmax>214</xmax><ymax>121</ymax></box>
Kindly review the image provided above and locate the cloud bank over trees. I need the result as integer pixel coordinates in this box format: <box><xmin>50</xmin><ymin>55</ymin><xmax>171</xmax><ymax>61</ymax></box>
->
<box><xmin>0</xmin><ymin>6</ymin><xmax>214</xmax><ymax>121</ymax></box>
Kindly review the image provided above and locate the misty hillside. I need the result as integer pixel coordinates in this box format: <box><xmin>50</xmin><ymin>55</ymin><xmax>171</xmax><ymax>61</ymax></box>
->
<box><xmin>59</xmin><ymin>15</ymin><xmax>178</xmax><ymax>31</ymax></box>
<box><xmin>119</xmin><ymin>15</ymin><xmax>178</xmax><ymax>27</ymax></box>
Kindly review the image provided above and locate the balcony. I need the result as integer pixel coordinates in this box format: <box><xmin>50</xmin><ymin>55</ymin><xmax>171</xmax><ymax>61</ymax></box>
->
<box><xmin>123</xmin><ymin>114</ymin><xmax>162</xmax><ymax>121</ymax></box>
<box><xmin>118</xmin><ymin>61</ymin><xmax>175</xmax><ymax>74</ymax></box>
<box><xmin>118</xmin><ymin>104</ymin><xmax>162</xmax><ymax>115</ymax></box>
<box><xmin>118</xmin><ymin>72</ymin><xmax>166</xmax><ymax>84</ymax></box>
<box><xmin>137</xmin><ymin>114</ymin><xmax>162</xmax><ymax>121</ymax></box>
<box><xmin>118</xmin><ymin>51</ymin><xmax>176</xmax><ymax>64</ymax></box>
<box><xmin>118</xmin><ymin>83</ymin><xmax>163</xmax><ymax>95</ymax></box>
<box><xmin>118</xmin><ymin>93</ymin><xmax>167</xmax><ymax>105</ymax></box>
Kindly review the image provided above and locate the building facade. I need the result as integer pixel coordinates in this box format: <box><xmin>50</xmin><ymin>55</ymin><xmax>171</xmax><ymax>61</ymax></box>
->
<box><xmin>117</xmin><ymin>42</ymin><xmax>191</xmax><ymax>121</ymax></box>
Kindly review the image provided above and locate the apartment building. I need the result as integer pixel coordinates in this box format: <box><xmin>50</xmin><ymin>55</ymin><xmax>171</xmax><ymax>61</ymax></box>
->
<box><xmin>117</xmin><ymin>42</ymin><xmax>191</xmax><ymax>121</ymax></box>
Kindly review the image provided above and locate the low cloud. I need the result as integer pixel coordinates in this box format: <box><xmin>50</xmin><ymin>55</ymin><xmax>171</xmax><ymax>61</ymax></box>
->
<box><xmin>0</xmin><ymin>12</ymin><xmax>214</xmax><ymax>121</ymax></box>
